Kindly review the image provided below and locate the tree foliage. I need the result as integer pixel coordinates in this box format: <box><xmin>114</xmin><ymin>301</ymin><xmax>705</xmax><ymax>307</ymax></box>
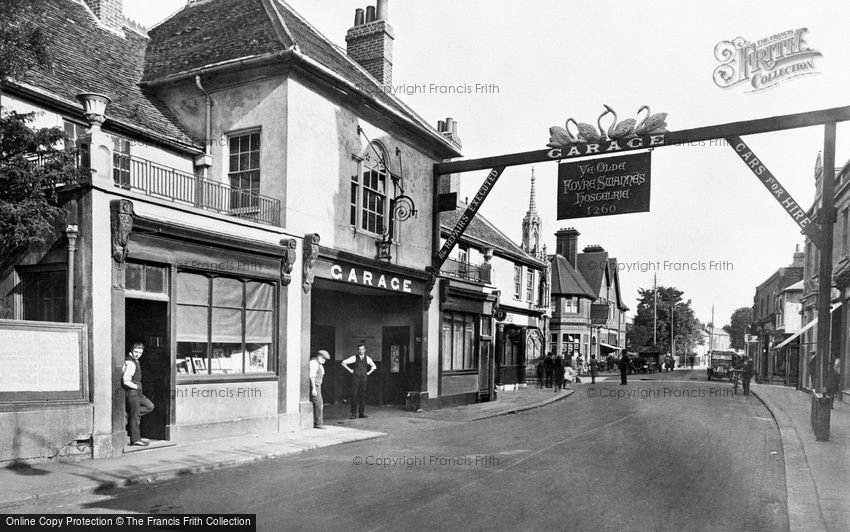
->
<box><xmin>0</xmin><ymin>0</ymin><xmax>90</xmax><ymax>255</ymax></box>
<box><xmin>723</xmin><ymin>307</ymin><xmax>754</xmax><ymax>350</ymax></box>
<box><xmin>627</xmin><ymin>285</ymin><xmax>704</xmax><ymax>355</ymax></box>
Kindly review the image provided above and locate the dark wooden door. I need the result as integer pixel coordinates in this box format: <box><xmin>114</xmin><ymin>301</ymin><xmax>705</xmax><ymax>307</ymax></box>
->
<box><xmin>478</xmin><ymin>339</ymin><xmax>494</xmax><ymax>401</ymax></box>
<box><xmin>125</xmin><ymin>298</ymin><xmax>169</xmax><ymax>441</ymax></box>
<box><xmin>382</xmin><ymin>326</ymin><xmax>410</xmax><ymax>405</ymax></box>
<box><xmin>310</xmin><ymin>325</ymin><xmax>336</xmax><ymax>403</ymax></box>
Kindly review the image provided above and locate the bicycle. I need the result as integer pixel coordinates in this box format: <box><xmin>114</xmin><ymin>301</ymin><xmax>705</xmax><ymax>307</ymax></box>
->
<box><xmin>731</xmin><ymin>369</ymin><xmax>742</xmax><ymax>395</ymax></box>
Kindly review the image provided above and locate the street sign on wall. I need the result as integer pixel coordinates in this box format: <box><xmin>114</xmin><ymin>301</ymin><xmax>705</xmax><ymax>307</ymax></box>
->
<box><xmin>557</xmin><ymin>152</ymin><xmax>652</xmax><ymax>220</ymax></box>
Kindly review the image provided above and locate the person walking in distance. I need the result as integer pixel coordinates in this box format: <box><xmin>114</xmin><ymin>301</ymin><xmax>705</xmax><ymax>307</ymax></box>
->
<box><xmin>309</xmin><ymin>350</ymin><xmax>330</xmax><ymax>428</ymax></box>
<box><xmin>123</xmin><ymin>342</ymin><xmax>154</xmax><ymax>446</ymax></box>
<box><xmin>589</xmin><ymin>354</ymin><xmax>599</xmax><ymax>384</ymax></box>
<box><xmin>740</xmin><ymin>355</ymin><xmax>754</xmax><ymax>396</ymax></box>
<box><xmin>536</xmin><ymin>356</ymin><xmax>545</xmax><ymax>389</ymax></box>
<box><xmin>619</xmin><ymin>352</ymin><xmax>629</xmax><ymax>385</ymax></box>
<box><xmin>553</xmin><ymin>352</ymin><xmax>565</xmax><ymax>392</ymax></box>
<box><xmin>341</xmin><ymin>344</ymin><xmax>376</xmax><ymax>419</ymax></box>
<box><xmin>543</xmin><ymin>352</ymin><xmax>554</xmax><ymax>388</ymax></box>
<box><xmin>563</xmin><ymin>360</ymin><xmax>576</xmax><ymax>390</ymax></box>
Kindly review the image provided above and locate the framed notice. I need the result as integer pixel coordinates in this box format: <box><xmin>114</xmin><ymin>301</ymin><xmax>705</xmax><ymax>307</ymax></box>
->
<box><xmin>557</xmin><ymin>152</ymin><xmax>651</xmax><ymax>220</ymax></box>
<box><xmin>0</xmin><ymin>320</ymin><xmax>88</xmax><ymax>403</ymax></box>
<box><xmin>390</xmin><ymin>345</ymin><xmax>400</xmax><ymax>373</ymax></box>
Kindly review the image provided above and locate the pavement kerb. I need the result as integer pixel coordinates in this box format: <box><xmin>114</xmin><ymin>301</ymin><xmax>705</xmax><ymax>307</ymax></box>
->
<box><xmin>750</xmin><ymin>387</ymin><xmax>827</xmax><ymax>532</ymax></box>
<box><xmin>0</xmin><ymin>429</ymin><xmax>386</xmax><ymax>510</ymax></box>
<box><xmin>424</xmin><ymin>389</ymin><xmax>576</xmax><ymax>422</ymax></box>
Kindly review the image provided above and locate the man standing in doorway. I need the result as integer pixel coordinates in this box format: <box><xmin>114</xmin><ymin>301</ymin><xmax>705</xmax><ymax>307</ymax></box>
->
<box><xmin>123</xmin><ymin>342</ymin><xmax>154</xmax><ymax>446</ymax></box>
<box><xmin>341</xmin><ymin>344</ymin><xmax>376</xmax><ymax>419</ymax></box>
<box><xmin>310</xmin><ymin>350</ymin><xmax>330</xmax><ymax>429</ymax></box>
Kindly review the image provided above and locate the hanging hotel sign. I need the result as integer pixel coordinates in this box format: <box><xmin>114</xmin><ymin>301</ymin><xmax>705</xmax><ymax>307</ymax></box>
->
<box><xmin>590</xmin><ymin>303</ymin><xmax>610</xmax><ymax>325</ymax></box>
<box><xmin>557</xmin><ymin>152</ymin><xmax>651</xmax><ymax>220</ymax></box>
<box><xmin>315</xmin><ymin>259</ymin><xmax>424</xmax><ymax>294</ymax></box>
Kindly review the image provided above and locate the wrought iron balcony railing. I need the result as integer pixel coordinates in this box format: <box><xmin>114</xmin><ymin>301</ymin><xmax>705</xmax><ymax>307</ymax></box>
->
<box><xmin>441</xmin><ymin>258</ymin><xmax>491</xmax><ymax>283</ymax></box>
<box><xmin>112</xmin><ymin>153</ymin><xmax>280</xmax><ymax>226</ymax></box>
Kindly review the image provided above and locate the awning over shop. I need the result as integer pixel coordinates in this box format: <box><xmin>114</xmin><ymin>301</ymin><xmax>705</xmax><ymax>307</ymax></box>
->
<box><xmin>599</xmin><ymin>343</ymin><xmax>622</xmax><ymax>350</ymax></box>
<box><xmin>773</xmin><ymin>301</ymin><xmax>841</xmax><ymax>350</ymax></box>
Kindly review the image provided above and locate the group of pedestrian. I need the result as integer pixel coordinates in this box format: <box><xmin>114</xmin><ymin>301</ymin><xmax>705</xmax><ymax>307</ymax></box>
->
<box><xmin>309</xmin><ymin>343</ymin><xmax>377</xmax><ymax>429</ymax></box>
<box><xmin>536</xmin><ymin>352</ymin><xmax>603</xmax><ymax>390</ymax></box>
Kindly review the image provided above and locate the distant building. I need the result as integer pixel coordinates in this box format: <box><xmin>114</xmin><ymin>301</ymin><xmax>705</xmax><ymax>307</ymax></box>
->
<box><xmin>549</xmin><ymin>229</ymin><xmax>628</xmax><ymax>368</ymax></box>
<box><xmin>694</xmin><ymin>327</ymin><xmax>732</xmax><ymax>365</ymax></box>
<box><xmin>751</xmin><ymin>247</ymin><xmax>804</xmax><ymax>382</ymax></box>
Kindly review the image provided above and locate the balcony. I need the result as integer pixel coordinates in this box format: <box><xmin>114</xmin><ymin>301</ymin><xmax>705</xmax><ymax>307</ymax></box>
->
<box><xmin>112</xmin><ymin>153</ymin><xmax>280</xmax><ymax>226</ymax></box>
<box><xmin>441</xmin><ymin>258</ymin><xmax>491</xmax><ymax>283</ymax></box>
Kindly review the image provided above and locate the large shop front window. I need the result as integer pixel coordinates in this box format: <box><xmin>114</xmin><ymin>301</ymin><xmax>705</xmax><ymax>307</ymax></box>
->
<box><xmin>176</xmin><ymin>272</ymin><xmax>275</xmax><ymax>375</ymax></box>
<box><xmin>350</xmin><ymin>144</ymin><xmax>390</xmax><ymax>235</ymax></box>
<box><xmin>441</xmin><ymin>312</ymin><xmax>477</xmax><ymax>371</ymax></box>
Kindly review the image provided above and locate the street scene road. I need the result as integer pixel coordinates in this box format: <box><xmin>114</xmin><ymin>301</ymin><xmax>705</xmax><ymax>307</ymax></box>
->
<box><xmin>10</xmin><ymin>371</ymin><xmax>788</xmax><ymax>532</ymax></box>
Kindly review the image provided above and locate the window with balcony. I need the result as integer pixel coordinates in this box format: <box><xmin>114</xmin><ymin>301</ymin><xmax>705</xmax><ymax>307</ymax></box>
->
<box><xmin>228</xmin><ymin>130</ymin><xmax>261</xmax><ymax>211</ymax></box>
<box><xmin>350</xmin><ymin>144</ymin><xmax>390</xmax><ymax>236</ymax></box>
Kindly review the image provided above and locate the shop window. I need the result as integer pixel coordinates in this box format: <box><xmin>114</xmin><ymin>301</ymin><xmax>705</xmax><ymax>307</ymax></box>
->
<box><xmin>350</xmin><ymin>144</ymin><xmax>390</xmax><ymax>235</ymax></box>
<box><xmin>21</xmin><ymin>268</ymin><xmax>66</xmax><ymax>322</ymax></box>
<box><xmin>441</xmin><ymin>312</ymin><xmax>478</xmax><ymax>371</ymax></box>
<box><xmin>113</xmin><ymin>136</ymin><xmax>131</xmax><ymax>188</ymax></box>
<box><xmin>176</xmin><ymin>272</ymin><xmax>275</xmax><ymax>375</ymax></box>
<box><xmin>561</xmin><ymin>334</ymin><xmax>580</xmax><ymax>357</ymax></box>
<box><xmin>228</xmin><ymin>130</ymin><xmax>261</xmax><ymax>210</ymax></box>
<box><xmin>125</xmin><ymin>262</ymin><xmax>167</xmax><ymax>295</ymax></box>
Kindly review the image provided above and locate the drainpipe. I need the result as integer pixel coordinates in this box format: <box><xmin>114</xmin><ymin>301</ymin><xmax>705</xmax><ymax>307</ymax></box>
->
<box><xmin>194</xmin><ymin>76</ymin><xmax>213</xmax><ymax>206</ymax></box>
<box><xmin>66</xmin><ymin>224</ymin><xmax>79</xmax><ymax>323</ymax></box>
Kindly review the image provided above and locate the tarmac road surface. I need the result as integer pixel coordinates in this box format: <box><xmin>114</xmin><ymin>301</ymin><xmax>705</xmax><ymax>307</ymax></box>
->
<box><xmin>11</xmin><ymin>371</ymin><xmax>788</xmax><ymax>532</ymax></box>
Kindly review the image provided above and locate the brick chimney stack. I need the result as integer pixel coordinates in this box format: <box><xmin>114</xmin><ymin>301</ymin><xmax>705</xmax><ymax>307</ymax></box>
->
<box><xmin>83</xmin><ymin>0</ymin><xmax>124</xmax><ymax>33</ymax></box>
<box><xmin>792</xmin><ymin>244</ymin><xmax>804</xmax><ymax>268</ymax></box>
<box><xmin>346</xmin><ymin>0</ymin><xmax>394</xmax><ymax>85</ymax></box>
<box><xmin>555</xmin><ymin>228</ymin><xmax>580</xmax><ymax>268</ymax></box>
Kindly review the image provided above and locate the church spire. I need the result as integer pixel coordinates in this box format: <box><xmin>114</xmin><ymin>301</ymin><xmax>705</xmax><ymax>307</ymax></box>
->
<box><xmin>522</xmin><ymin>167</ymin><xmax>543</xmax><ymax>258</ymax></box>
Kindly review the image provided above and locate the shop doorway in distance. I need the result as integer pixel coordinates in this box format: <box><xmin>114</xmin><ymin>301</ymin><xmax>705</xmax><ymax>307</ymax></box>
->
<box><xmin>381</xmin><ymin>326</ymin><xmax>410</xmax><ymax>405</ymax></box>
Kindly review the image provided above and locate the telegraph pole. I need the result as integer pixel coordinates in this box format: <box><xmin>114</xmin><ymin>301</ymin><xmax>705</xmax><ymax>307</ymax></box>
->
<box><xmin>653</xmin><ymin>274</ymin><xmax>657</xmax><ymax>345</ymax></box>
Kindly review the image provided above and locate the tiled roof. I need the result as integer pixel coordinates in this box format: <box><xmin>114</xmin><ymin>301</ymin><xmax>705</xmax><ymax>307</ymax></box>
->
<box><xmin>144</xmin><ymin>0</ymin><xmax>459</xmax><ymax>156</ymax></box>
<box><xmin>440</xmin><ymin>207</ymin><xmax>545</xmax><ymax>267</ymax></box>
<box><xmin>144</xmin><ymin>0</ymin><xmax>287</xmax><ymax>81</ymax></box>
<box><xmin>550</xmin><ymin>255</ymin><xmax>595</xmax><ymax>298</ymax></box>
<box><xmin>12</xmin><ymin>0</ymin><xmax>198</xmax><ymax>149</ymax></box>
<box><xmin>576</xmin><ymin>250</ymin><xmax>608</xmax><ymax>297</ymax></box>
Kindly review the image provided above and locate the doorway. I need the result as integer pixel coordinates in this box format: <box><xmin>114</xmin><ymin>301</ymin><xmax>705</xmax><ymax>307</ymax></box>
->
<box><xmin>382</xmin><ymin>326</ymin><xmax>410</xmax><ymax>405</ymax></box>
<box><xmin>125</xmin><ymin>298</ymin><xmax>169</xmax><ymax>441</ymax></box>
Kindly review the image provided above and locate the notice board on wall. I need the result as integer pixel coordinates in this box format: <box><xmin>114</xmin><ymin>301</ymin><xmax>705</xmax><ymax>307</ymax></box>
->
<box><xmin>0</xmin><ymin>320</ymin><xmax>88</xmax><ymax>402</ymax></box>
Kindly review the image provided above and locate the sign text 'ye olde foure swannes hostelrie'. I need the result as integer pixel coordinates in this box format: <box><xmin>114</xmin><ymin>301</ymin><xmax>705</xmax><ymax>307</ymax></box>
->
<box><xmin>557</xmin><ymin>152</ymin><xmax>652</xmax><ymax>220</ymax></box>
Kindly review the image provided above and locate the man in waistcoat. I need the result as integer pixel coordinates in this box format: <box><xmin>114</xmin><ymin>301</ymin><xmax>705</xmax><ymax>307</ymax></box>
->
<box><xmin>341</xmin><ymin>344</ymin><xmax>376</xmax><ymax>419</ymax></box>
<box><xmin>309</xmin><ymin>350</ymin><xmax>330</xmax><ymax>429</ymax></box>
<box><xmin>123</xmin><ymin>342</ymin><xmax>154</xmax><ymax>446</ymax></box>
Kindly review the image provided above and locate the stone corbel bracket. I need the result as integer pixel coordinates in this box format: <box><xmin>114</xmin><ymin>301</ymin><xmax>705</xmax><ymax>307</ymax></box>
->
<box><xmin>280</xmin><ymin>238</ymin><xmax>297</xmax><ymax>286</ymax></box>
<box><xmin>110</xmin><ymin>199</ymin><xmax>134</xmax><ymax>264</ymax></box>
<box><xmin>302</xmin><ymin>233</ymin><xmax>320</xmax><ymax>293</ymax></box>
<box><xmin>423</xmin><ymin>267</ymin><xmax>437</xmax><ymax>310</ymax></box>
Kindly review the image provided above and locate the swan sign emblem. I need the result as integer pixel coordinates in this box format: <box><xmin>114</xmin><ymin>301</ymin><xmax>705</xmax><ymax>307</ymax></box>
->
<box><xmin>557</xmin><ymin>152</ymin><xmax>651</xmax><ymax>220</ymax></box>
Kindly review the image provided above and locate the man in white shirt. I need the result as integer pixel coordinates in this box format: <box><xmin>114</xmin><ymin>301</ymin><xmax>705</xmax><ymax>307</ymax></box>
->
<box><xmin>341</xmin><ymin>344</ymin><xmax>376</xmax><ymax>419</ymax></box>
<box><xmin>309</xmin><ymin>350</ymin><xmax>330</xmax><ymax>429</ymax></box>
<box><xmin>123</xmin><ymin>342</ymin><xmax>154</xmax><ymax>446</ymax></box>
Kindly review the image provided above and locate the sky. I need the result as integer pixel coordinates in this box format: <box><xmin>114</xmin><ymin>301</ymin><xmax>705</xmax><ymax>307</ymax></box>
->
<box><xmin>124</xmin><ymin>0</ymin><xmax>850</xmax><ymax>328</ymax></box>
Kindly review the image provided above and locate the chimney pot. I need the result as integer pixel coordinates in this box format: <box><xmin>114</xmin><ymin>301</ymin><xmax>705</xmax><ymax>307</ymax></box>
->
<box><xmin>354</xmin><ymin>8</ymin><xmax>365</xmax><ymax>26</ymax></box>
<box><xmin>376</xmin><ymin>0</ymin><xmax>389</xmax><ymax>21</ymax></box>
<box><xmin>437</xmin><ymin>120</ymin><xmax>446</xmax><ymax>132</ymax></box>
<box><xmin>365</xmin><ymin>5</ymin><xmax>376</xmax><ymax>23</ymax></box>
<box><xmin>451</xmin><ymin>120</ymin><xmax>458</xmax><ymax>136</ymax></box>
<box><xmin>445</xmin><ymin>117</ymin><xmax>454</xmax><ymax>133</ymax></box>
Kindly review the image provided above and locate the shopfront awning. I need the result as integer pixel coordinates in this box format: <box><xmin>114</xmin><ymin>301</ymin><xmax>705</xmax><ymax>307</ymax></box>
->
<box><xmin>773</xmin><ymin>301</ymin><xmax>841</xmax><ymax>350</ymax></box>
<box><xmin>599</xmin><ymin>343</ymin><xmax>622</xmax><ymax>350</ymax></box>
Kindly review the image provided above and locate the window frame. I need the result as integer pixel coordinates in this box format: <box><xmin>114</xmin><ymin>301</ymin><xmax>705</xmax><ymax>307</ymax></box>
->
<box><xmin>513</xmin><ymin>264</ymin><xmax>522</xmax><ymax>300</ymax></box>
<box><xmin>227</xmin><ymin>129</ymin><xmax>262</xmax><ymax>212</ymax></box>
<box><xmin>19</xmin><ymin>266</ymin><xmax>67</xmax><ymax>323</ymax></box>
<box><xmin>440</xmin><ymin>311</ymin><xmax>479</xmax><ymax>372</ymax></box>
<box><xmin>350</xmin><ymin>143</ymin><xmax>393</xmax><ymax>237</ymax></box>
<box><xmin>175</xmin><ymin>271</ymin><xmax>277</xmax><ymax>379</ymax></box>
